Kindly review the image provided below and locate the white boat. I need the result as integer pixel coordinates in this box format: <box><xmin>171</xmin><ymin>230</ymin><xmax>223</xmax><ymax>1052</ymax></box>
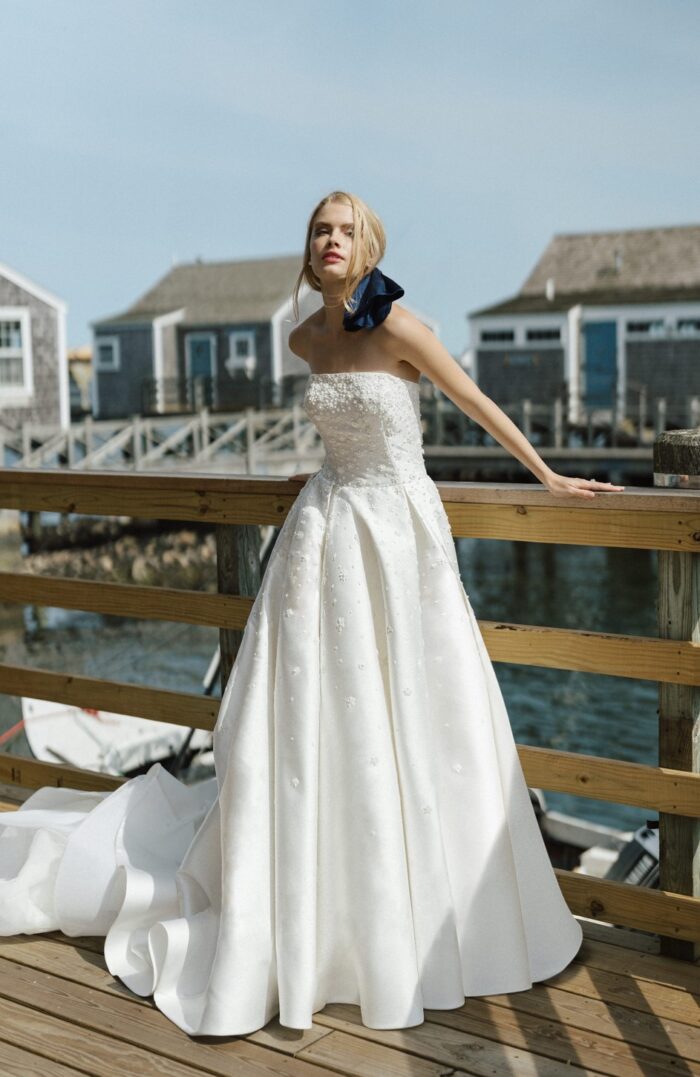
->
<box><xmin>21</xmin><ymin>648</ymin><xmax>220</xmax><ymax>779</ymax></box>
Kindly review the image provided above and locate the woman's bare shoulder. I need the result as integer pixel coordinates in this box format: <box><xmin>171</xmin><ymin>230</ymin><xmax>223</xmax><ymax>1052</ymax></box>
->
<box><xmin>289</xmin><ymin>310</ymin><xmax>322</xmax><ymax>360</ymax></box>
<box><xmin>376</xmin><ymin>303</ymin><xmax>434</xmax><ymax>355</ymax></box>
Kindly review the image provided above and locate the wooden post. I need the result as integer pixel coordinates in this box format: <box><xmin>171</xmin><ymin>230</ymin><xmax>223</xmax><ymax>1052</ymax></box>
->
<box><xmin>245</xmin><ymin>408</ymin><xmax>256</xmax><ymax>474</ymax></box>
<box><xmin>84</xmin><ymin>415</ymin><xmax>94</xmax><ymax>459</ymax></box>
<box><xmin>553</xmin><ymin>398</ymin><xmax>563</xmax><ymax>449</ymax></box>
<box><xmin>215</xmin><ymin>523</ymin><xmax>262</xmax><ymax>692</ymax></box>
<box><xmin>522</xmin><ymin>399</ymin><xmax>532</xmax><ymax>442</ymax></box>
<box><xmin>689</xmin><ymin>396</ymin><xmax>700</xmax><ymax>429</ymax></box>
<box><xmin>132</xmin><ymin>415</ymin><xmax>142</xmax><ymax>470</ymax></box>
<box><xmin>638</xmin><ymin>386</ymin><xmax>647</xmax><ymax>443</ymax></box>
<box><xmin>653</xmin><ymin>429</ymin><xmax>700</xmax><ymax>961</ymax></box>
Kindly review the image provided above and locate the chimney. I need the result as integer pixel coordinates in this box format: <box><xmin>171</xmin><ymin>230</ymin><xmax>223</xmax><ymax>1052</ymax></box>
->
<box><xmin>545</xmin><ymin>277</ymin><xmax>556</xmax><ymax>301</ymax></box>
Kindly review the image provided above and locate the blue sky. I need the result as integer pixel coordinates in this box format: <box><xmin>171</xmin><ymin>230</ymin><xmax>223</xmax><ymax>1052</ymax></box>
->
<box><xmin>3</xmin><ymin>1</ymin><xmax>699</xmax><ymax>354</ymax></box>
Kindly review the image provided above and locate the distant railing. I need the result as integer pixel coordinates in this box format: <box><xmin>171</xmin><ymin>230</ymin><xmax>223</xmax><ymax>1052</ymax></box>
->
<box><xmin>0</xmin><ymin>466</ymin><xmax>698</xmax><ymax>958</ymax></box>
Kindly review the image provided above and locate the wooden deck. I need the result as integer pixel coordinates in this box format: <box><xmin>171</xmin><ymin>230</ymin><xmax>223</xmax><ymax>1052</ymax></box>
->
<box><xmin>0</xmin><ymin>918</ymin><xmax>696</xmax><ymax>1076</ymax></box>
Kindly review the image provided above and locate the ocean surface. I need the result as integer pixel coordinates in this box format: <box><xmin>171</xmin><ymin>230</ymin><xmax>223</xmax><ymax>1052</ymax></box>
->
<box><xmin>0</xmin><ymin>530</ymin><xmax>659</xmax><ymax>833</ymax></box>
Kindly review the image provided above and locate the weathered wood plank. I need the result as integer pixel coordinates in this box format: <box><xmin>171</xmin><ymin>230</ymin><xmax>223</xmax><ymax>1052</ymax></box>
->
<box><xmin>0</xmin><ymin>1041</ymin><xmax>85</xmax><ymax>1076</ymax></box>
<box><xmin>575</xmin><ymin>935</ymin><xmax>700</xmax><ymax>994</ymax></box>
<box><xmin>4</xmin><ymin>574</ymin><xmax>699</xmax><ymax>685</ymax></box>
<box><xmin>0</xmin><ymin>957</ymin><xmax>334</xmax><ymax>1076</ymax></box>
<box><xmin>0</xmin><ymin>469</ymin><xmax>296</xmax><ymax>525</ymax></box>
<box><xmin>431</xmin><ymin>991</ymin><xmax>700</xmax><ymax>1071</ymax></box>
<box><xmin>519</xmin><ymin>745</ymin><xmax>700</xmax><ymax>816</ymax></box>
<box><xmin>2</xmin><ymin>933</ymin><xmax>697</xmax><ymax>1074</ymax></box>
<box><xmin>0</xmin><ymin>994</ymin><xmax>207</xmax><ymax>1076</ymax></box>
<box><xmin>298</xmin><ymin>1027</ymin><xmax>483</xmax><ymax>1077</ymax></box>
<box><xmin>0</xmin><ymin>663</ymin><xmax>218</xmax><ymax>731</ymax></box>
<box><xmin>0</xmin><ymin>753</ymin><xmax>124</xmax><ymax>794</ymax></box>
<box><xmin>0</xmin><ymin>571</ymin><xmax>253</xmax><ymax>629</ymax></box>
<box><xmin>215</xmin><ymin>523</ymin><xmax>260</xmax><ymax>689</ymax></box>
<box><xmin>482</xmin><ymin>620</ymin><xmax>700</xmax><ymax>685</ymax></box>
<box><xmin>444</xmin><ymin>501</ymin><xmax>700</xmax><ymax>550</ymax></box>
<box><xmin>655</xmin><ymin>428</ymin><xmax>700</xmax><ymax>962</ymax></box>
<box><xmin>580</xmin><ymin>916</ymin><xmax>660</xmax><ymax>953</ymax></box>
<box><xmin>316</xmin><ymin>1000</ymin><xmax>673</xmax><ymax>1077</ymax></box>
<box><xmin>556</xmin><ymin>870</ymin><xmax>700</xmax><ymax>942</ymax></box>
<box><xmin>2</xmin><ymin>468</ymin><xmax>699</xmax><ymax>549</ymax></box>
<box><xmin>2</xmin><ymin>738</ymin><xmax>698</xmax><ymax>828</ymax></box>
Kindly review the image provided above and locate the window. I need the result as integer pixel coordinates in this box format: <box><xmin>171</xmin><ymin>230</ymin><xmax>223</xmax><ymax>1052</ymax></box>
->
<box><xmin>226</xmin><ymin>330</ymin><xmax>256</xmax><ymax>377</ymax></box>
<box><xmin>95</xmin><ymin>336</ymin><xmax>120</xmax><ymax>371</ymax></box>
<box><xmin>526</xmin><ymin>327</ymin><xmax>561</xmax><ymax>342</ymax></box>
<box><xmin>0</xmin><ymin>307</ymin><xmax>32</xmax><ymax>396</ymax></box>
<box><xmin>480</xmin><ymin>329</ymin><xmax>514</xmax><ymax>343</ymax></box>
<box><xmin>626</xmin><ymin>320</ymin><xmax>666</xmax><ymax>336</ymax></box>
<box><xmin>677</xmin><ymin>318</ymin><xmax>700</xmax><ymax>336</ymax></box>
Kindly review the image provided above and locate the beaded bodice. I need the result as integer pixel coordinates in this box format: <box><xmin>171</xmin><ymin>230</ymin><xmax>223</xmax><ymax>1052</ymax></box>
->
<box><xmin>303</xmin><ymin>371</ymin><xmax>426</xmax><ymax>486</ymax></box>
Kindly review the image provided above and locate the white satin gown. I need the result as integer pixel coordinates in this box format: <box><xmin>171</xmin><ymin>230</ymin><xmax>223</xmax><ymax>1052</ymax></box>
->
<box><xmin>0</xmin><ymin>370</ymin><xmax>583</xmax><ymax>1036</ymax></box>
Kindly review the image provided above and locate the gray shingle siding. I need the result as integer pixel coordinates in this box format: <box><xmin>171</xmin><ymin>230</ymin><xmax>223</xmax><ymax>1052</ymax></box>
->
<box><xmin>476</xmin><ymin>348</ymin><xmax>566</xmax><ymax>404</ymax></box>
<box><xmin>94</xmin><ymin>326</ymin><xmax>153</xmax><ymax>418</ymax></box>
<box><xmin>178</xmin><ymin>323</ymin><xmax>274</xmax><ymax>408</ymax></box>
<box><xmin>0</xmin><ymin>277</ymin><xmax>62</xmax><ymax>431</ymax></box>
<box><xmin>626</xmin><ymin>339</ymin><xmax>700</xmax><ymax>419</ymax></box>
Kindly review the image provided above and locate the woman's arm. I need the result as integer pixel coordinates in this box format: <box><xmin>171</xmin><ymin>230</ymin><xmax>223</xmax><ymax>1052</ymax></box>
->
<box><xmin>383</xmin><ymin>310</ymin><xmax>624</xmax><ymax>499</ymax></box>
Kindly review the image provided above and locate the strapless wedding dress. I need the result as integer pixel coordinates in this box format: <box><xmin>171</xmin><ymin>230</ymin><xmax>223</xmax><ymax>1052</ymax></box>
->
<box><xmin>0</xmin><ymin>370</ymin><xmax>583</xmax><ymax>1036</ymax></box>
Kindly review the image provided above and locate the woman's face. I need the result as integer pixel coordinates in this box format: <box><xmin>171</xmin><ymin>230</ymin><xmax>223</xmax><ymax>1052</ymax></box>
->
<box><xmin>308</xmin><ymin>200</ymin><xmax>355</xmax><ymax>284</ymax></box>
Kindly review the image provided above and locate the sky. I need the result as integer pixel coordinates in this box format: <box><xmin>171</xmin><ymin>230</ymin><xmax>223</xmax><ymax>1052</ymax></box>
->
<box><xmin>2</xmin><ymin>0</ymin><xmax>700</xmax><ymax>356</ymax></box>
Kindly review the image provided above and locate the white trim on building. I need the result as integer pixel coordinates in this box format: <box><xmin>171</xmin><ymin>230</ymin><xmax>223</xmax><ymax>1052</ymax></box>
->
<box><xmin>94</xmin><ymin>335</ymin><xmax>121</xmax><ymax>372</ymax></box>
<box><xmin>470</xmin><ymin>297</ymin><xmax>700</xmax><ymax>423</ymax></box>
<box><xmin>0</xmin><ymin>306</ymin><xmax>34</xmax><ymax>404</ymax></box>
<box><xmin>56</xmin><ymin>305</ymin><xmax>70</xmax><ymax>428</ymax></box>
<box><xmin>225</xmin><ymin>329</ymin><xmax>257</xmax><ymax>379</ymax></box>
<box><xmin>152</xmin><ymin>308</ymin><xmax>185</xmax><ymax>414</ymax></box>
<box><xmin>0</xmin><ymin>261</ymin><xmax>65</xmax><ymax>312</ymax></box>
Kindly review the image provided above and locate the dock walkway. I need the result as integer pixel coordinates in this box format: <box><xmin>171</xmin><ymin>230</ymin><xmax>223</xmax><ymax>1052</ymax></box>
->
<box><xmin>0</xmin><ymin>910</ymin><xmax>696</xmax><ymax>1076</ymax></box>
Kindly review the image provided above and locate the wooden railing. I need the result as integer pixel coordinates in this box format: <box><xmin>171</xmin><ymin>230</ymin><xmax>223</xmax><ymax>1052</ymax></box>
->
<box><xmin>0</xmin><ymin>467</ymin><xmax>698</xmax><ymax>958</ymax></box>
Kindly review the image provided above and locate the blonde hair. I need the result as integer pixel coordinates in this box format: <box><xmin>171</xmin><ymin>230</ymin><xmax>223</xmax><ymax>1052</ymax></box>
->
<box><xmin>291</xmin><ymin>190</ymin><xmax>386</xmax><ymax>322</ymax></box>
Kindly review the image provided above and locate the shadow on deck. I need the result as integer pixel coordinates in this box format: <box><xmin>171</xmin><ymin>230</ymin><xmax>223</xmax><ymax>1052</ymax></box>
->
<box><xmin>0</xmin><ymin>917</ymin><xmax>697</xmax><ymax>1076</ymax></box>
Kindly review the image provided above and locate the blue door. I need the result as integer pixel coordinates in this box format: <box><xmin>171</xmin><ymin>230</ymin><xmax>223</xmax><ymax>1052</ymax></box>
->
<box><xmin>187</xmin><ymin>336</ymin><xmax>214</xmax><ymax>380</ymax></box>
<box><xmin>583</xmin><ymin>322</ymin><xmax>617</xmax><ymax>408</ymax></box>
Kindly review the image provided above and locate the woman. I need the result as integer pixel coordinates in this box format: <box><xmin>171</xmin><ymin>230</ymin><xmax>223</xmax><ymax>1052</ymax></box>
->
<box><xmin>0</xmin><ymin>190</ymin><xmax>623</xmax><ymax>1038</ymax></box>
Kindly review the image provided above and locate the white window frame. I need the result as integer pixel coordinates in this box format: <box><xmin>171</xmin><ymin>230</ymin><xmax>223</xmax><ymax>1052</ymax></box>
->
<box><xmin>95</xmin><ymin>335</ymin><xmax>121</xmax><ymax>371</ymax></box>
<box><xmin>525</xmin><ymin>326</ymin><xmax>562</xmax><ymax>343</ymax></box>
<box><xmin>677</xmin><ymin>317</ymin><xmax>700</xmax><ymax>338</ymax></box>
<box><xmin>0</xmin><ymin>306</ymin><xmax>33</xmax><ymax>401</ymax></box>
<box><xmin>225</xmin><ymin>329</ymin><xmax>256</xmax><ymax>378</ymax></box>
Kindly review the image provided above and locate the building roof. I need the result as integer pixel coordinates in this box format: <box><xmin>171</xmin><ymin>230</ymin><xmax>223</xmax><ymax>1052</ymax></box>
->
<box><xmin>0</xmin><ymin>261</ymin><xmax>66</xmax><ymax>311</ymax></box>
<box><xmin>93</xmin><ymin>254</ymin><xmax>304</xmax><ymax>328</ymax></box>
<box><xmin>471</xmin><ymin>224</ymin><xmax>700</xmax><ymax>317</ymax></box>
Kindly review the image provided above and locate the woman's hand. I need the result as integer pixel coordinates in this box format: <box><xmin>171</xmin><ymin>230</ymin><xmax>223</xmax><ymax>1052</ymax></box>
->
<box><xmin>542</xmin><ymin>470</ymin><xmax>625</xmax><ymax>499</ymax></box>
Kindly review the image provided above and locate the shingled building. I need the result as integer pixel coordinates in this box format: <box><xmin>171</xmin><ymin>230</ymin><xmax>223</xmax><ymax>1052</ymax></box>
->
<box><xmin>91</xmin><ymin>255</ymin><xmax>315</xmax><ymax>418</ymax></box>
<box><xmin>469</xmin><ymin>225</ymin><xmax>700</xmax><ymax>425</ymax></box>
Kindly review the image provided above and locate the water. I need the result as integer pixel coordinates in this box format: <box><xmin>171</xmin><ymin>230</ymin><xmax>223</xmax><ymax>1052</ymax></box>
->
<box><xmin>0</xmin><ymin>532</ymin><xmax>659</xmax><ymax>833</ymax></box>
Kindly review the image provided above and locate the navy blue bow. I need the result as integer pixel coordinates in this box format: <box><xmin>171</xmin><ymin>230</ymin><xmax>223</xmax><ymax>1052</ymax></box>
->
<box><xmin>342</xmin><ymin>267</ymin><xmax>405</xmax><ymax>332</ymax></box>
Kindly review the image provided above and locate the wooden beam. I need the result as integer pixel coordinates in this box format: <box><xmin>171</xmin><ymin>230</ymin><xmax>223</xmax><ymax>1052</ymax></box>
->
<box><xmin>481</xmin><ymin>620</ymin><xmax>700</xmax><ymax>685</ymax></box>
<box><xmin>0</xmin><ymin>752</ymin><xmax>124</xmax><ymax>793</ymax></box>
<box><xmin>518</xmin><ymin>744</ymin><xmax>700</xmax><ymax>816</ymax></box>
<box><xmin>1</xmin><ymin>468</ymin><xmax>699</xmax><ymax>549</ymax></box>
<box><xmin>654</xmin><ymin>429</ymin><xmax>700</xmax><ymax>961</ymax></box>
<box><xmin>3</xmin><ymin>574</ymin><xmax>697</xmax><ymax>685</ymax></box>
<box><xmin>0</xmin><ymin>571</ymin><xmax>253</xmax><ymax>629</ymax></box>
<box><xmin>556</xmin><ymin>869</ymin><xmax>700</xmax><ymax>942</ymax></box>
<box><xmin>0</xmin><ymin>664</ymin><xmax>218</xmax><ymax>730</ymax></box>
<box><xmin>444</xmin><ymin>501</ymin><xmax>700</xmax><ymax>551</ymax></box>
